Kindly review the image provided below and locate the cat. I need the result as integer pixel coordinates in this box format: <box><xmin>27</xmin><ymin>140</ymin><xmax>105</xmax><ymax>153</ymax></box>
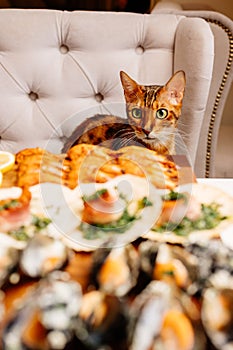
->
<box><xmin>62</xmin><ymin>70</ymin><xmax>186</xmax><ymax>155</ymax></box>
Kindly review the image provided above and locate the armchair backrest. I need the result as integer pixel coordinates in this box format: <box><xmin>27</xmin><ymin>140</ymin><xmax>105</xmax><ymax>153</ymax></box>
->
<box><xmin>152</xmin><ymin>4</ymin><xmax>233</xmax><ymax>177</ymax></box>
<box><xmin>0</xmin><ymin>9</ymin><xmax>220</xmax><ymax>177</ymax></box>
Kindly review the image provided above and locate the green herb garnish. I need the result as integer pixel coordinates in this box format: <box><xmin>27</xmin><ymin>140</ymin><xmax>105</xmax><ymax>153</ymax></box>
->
<box><xmin>7</xmin><ymin>215</ymin><xmax>52</xmax><ymax>241</ymax></box>
<box><xmin>82</xmin><ymin>189</ymin><xmax>108</xmax><ymax>203</ymax></box>
<box><xmin>80</xmin><ymin>188</ymin><xmax>153</xmax><ymax>240</ymax></box>
<box><xmin>31</xmin><ymin>215</ymin><xmax>52</xmax><ymax>229</ymax></box>
<box><xmin>0</xmin><ymin>199</ymin><xmax>20</xmax><ymax>211</ymax></box>
<box><xmin>162</xmin><ymin>270</ymin><xmax>174</xmax><ymax>276</ymax></box>
<box><xmin>8</xmin><ymin>226</ymin><xmax>29</xmax><ymax>241</ymax></box>
<box><xmin>138</xmin><ymin>197</ymin><xmax>153</xmax><ymax>209</ymax></box>
<box><xmin>162</xmin><ymin>190</ymin><xmax>187</xmax><ymax>202</ymax></box>
<box><xmin>154</xmin><ymin>202</ymin><xmax>226</xmax><ymax>236</ymax></box>
<box><xmin>79</xmin><ymin>208</ymin><xmax>137</xmax><ymax>240</ymax></box>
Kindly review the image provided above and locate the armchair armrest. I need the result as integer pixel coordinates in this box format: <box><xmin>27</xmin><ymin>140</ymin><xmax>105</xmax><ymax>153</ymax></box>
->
<box><xmin>151</xmin><ymin>1</ymin><xmax>214</xmax><ymax>13</ymax></box>
<box><xmin>151</xmin><ymin>4</ymin><xmax>233</xmax><ymax>177</ymax></box>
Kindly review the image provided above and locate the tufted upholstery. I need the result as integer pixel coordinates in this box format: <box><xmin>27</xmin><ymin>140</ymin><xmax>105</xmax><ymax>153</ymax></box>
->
<box><xmin>0</xmin><ymin>9</ymin><xmax>217</xmax><ymax>176</ymax></box>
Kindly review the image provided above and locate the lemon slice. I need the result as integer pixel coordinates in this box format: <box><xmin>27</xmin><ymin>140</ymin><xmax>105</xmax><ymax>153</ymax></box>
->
<box><xmin>0</xmin><ymin>151</ymin><xmax>15</xmax><ymax>173</ymax></box>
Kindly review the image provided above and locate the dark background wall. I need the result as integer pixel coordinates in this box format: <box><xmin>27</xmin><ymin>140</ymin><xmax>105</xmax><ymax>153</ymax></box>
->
<box><xmin>0</xmin><ymin>0</ymin><xmax>151</xmax><ymax>12</ymax></box>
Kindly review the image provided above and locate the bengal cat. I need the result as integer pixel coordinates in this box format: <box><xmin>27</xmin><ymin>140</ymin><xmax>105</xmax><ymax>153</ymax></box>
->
<box><xmin>62</xmin><ymin>70</ymin><xmax>186</xmax><ymax>155</ymax></box>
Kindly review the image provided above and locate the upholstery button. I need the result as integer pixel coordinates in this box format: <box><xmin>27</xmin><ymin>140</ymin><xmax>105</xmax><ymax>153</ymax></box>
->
<box><xmin>136</xmin><ymin>45</ymin><xmax>144</xmax><ymax>55</ymax></box>
<box><xmin>60</xmin><ymin>45</ymin><xmax>69</xmax><ymax>54</ymax></box>
<box><xmin>28</xmin><ymin>92</ymin><xmax>38</xmax><ymax>101</ymax></box>
<box><xmin>95</xmin><ymin>93</ymin><xmax>104</xmax><ymax>103</ymax></box>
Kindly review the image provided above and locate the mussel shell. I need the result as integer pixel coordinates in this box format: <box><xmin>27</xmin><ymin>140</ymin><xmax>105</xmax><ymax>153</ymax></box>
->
<box><xmin>128</xmin><ymin>281</ymin><xmax>171</xmax><ymax>350</ymax></box>
<box><xmin>186</xmin><ymin>240</ymin><xmax>233</xmax><ymax>276</ymax></box>
<box><xmin>34</xmin><ymin>272</ymin><xmax>83</xmax><ymax>350</ymax></box>
<box><xmin>139</xmin><ymin>241</ymin><xmax>195</xmax><ymax>292</ymax></box>
<box><xmin>74</xmin><ymin>290</ymin><xmax>128</xmax><ymax>349</ymax></box>
<box><xmin>129</xmin><ymin>280</ymin><xmax>199</xmax><ymax>350</ymax></box>
<box><xmin>0</xmin><ymin>244</ymin><xmax>20</xmax><ymax>287</ymax></box>
<box><xmin>2</xmin><ymin>290</ymin><xmax>41</xmax><ymax>350</ymax></box>
<box><xmin>138</xmin><ymin>240</ymin><xmax>160</xmax><ymax>277</ymax></box>
<box><xmin>19</xmin><ymin>234</ymin><xmax>69</xmax><ymax>278</ymax></box>
<box><xmin>38</xmin><ymin>272</ymin><xmax>82</xmax><ymax>331</ymax></box>
<box><xmin>202</xmin><ymin>286</ymin><xmax>233</xmax><ymax>350</ymax></box>
<box><xmin>2</xmin><ymin>271</ymin><xmax>83</xmax><ymax>350</ymax></box>
<box><xmin>184</xmin><ymin>240</ymin><xmax>233</xmax><ymax>296</ymax></box>
<box><xmin>90</xmin><ymin>243</ymin><xmax>139</xmax><ymax>297</ymax></box>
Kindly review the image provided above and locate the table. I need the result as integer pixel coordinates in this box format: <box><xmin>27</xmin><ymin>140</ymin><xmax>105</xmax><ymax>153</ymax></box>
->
<box><xmin>1</xmin><ymin>177</ymin><xmax>233</xmax><ymax>349</ymax></box>
<box><xmin>197</xmin><ymin>178</ymin><xmax>233</xmax><ymax>197</ymax></box>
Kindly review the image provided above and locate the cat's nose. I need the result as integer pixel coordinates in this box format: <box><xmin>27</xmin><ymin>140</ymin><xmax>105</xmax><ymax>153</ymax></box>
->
<box><xmin>145</xmin><ymin>130</ymin><xmax>156</xmax><ymax>139</ymax></box>
<box><xmin>143</xmin><ymin>129</ymin><xmax>150</xmax><ymax>136</ymax></box>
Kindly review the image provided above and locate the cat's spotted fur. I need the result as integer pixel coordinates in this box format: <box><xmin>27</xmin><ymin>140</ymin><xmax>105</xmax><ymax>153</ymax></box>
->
<box><xmin>62</xmin><ymin>71</ymin><xmax>185</xmax><ymax>155</ymax></box>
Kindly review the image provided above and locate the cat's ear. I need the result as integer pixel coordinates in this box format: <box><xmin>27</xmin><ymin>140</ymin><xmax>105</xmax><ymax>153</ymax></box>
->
<box><xmin>162</xmin><ymin>71</ymin><xmax>186</xmax><ymax>106</ymax></box>
<box><xmin>120</xmin><ymin>71</ymin><xmax>141</xmax><ymax>102</ymax></box>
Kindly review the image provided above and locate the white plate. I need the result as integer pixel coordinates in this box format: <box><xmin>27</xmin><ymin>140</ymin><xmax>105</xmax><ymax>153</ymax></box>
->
<box><xmin>30</xmin><ymin>175</ymin><xmax>163</xmax><ymax>251</ymax></box>
<box><xmin>220</xmin><ymin>223</ymin><xmax>233</xmax><ymax>250</ymax></box>
<box><xmin>145</xmin><ymin>182</ymin><xmax>233</xmax><ymax>245</ymax></box>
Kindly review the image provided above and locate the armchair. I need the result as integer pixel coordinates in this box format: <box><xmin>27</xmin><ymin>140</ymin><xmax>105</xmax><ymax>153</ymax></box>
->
<box><xmin>0</xmin><ymin>9</ymin><xmax>224</xmax><ymax>177</ymax></box>
<box><xmin>151</xmin><ymin>2</ymin><xmax>233</xmax><ymax>177</ymax></box>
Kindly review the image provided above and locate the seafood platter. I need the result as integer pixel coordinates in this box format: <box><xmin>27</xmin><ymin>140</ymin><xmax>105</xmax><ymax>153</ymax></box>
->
<box><xmin>0</xmin><ymin>145</ymin><xmax>233</xmax><ymax>350</ymax></box>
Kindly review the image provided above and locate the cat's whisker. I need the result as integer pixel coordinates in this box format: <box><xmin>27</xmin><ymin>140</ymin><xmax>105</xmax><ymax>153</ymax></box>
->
<box><xmin>113</xmin><ymin>131</ymin><xmax>136</xmax><ymax>144</ymax></box>
<box><xmin>157</xmin><ymin>129</ymin><xmax>188</xmax><ymax>144</ymax></box>
<box><xmin>120</xmin><ymin>136</ymin><xmax>135</xmax><ymax>146</ymax></box>
<box><xmin>174</xmin><ymin>137</ymin><xmax>187</xmax><ymax>148</ymax></box>
<box><xmin>178</xmin><ymin>119</ymin><xmax>191</xmax><ymax>127</ymax></box>
<box><xmin>173</xmin><ymin>138</ymin><xmax>191</xmax><ymax>156</ymax></box>
<box><xmin>177</xmin><ymin>135</ymin><xmax>189</xmax><ymax>145</ymax></box>
<box><xmin>178</xmin><ymin>120</ymin><xmax>192</xmax><ymax>132</ymax></box>
<box><xmin>110</xmin><ymin>129</ymin><xmax>137</xmax><ymax>149</ymax></box>
<box><xmin>177</xmin><ymin>124</ymin><xmax>188</xmax><ymax>133</ymax></box>
<box><xmin>177</xmin><ymin>124</ymin><xmax>187</xmax><ymax>133</ymax></box>
<box><xmin>176</xmin><ymin>129</ymin><xmax>189</xmax><ymax>143</ymax></box>
<box><xmin>154</xmin><ymin>131</ymin><xmax>174</xmax><ymax>142</ymax></box>
<box><xmin>116</xmin><ymin>132</ymin><xmax>135</xmax><ymax>139</ymax></box>
<box><xmin>112</xmin><ymin>128</ymin><xmax>134</xmax><ymax>138</ymax></box>
<box><xmin>119</xmin><ymin>134</ymin><xmax>137</xmax><ymax>148</ymax></box>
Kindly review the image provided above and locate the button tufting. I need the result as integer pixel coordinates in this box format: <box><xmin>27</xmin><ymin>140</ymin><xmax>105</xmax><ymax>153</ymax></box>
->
<box><xmin>60</xmin><ymin>45</ymin><xmax>69</xmax><ymax>54</ymax></box>
<box><xmin>135</xmin><ymin>45</ymin><xmax>144</xmax><ymax>55</ymax></box>
<box><xmin>95</xmin><ymin>93</ymin><xmax>104</xmax><ymax>103</ymax></box>
<box><xmin>28</xmin><ymin>92</ymin><xmax>38</xmax><ymax>101</ymax></box>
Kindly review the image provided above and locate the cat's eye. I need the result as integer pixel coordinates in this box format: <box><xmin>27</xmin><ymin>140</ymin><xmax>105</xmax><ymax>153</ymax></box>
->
<box><xmin>156</xmin><ymin>108</ymin><xmax>168</xmax><ymax>119</ymax></box>
<box><xmin>132</xmin><ymin>108</ymin><xmax>142</xmax><ymax>119</ymax></box>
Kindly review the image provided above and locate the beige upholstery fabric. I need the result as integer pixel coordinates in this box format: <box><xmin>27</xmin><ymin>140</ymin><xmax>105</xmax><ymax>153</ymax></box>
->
<box><xmin>152</xmin><ymin>1</ymin><xmax>183</xmax><ymax>11</ymax></box>
<box><xmin>152</xmin><ymin>1</ymin><xmax>214</xmax><ymax>11</ymax></box>
<box><xmin>151</xmin><ymin>3</ymin><xmax>233</xmax><ymax>177</ymax></box>
<box><xmin>0</xmin><ymin>9</ymin><xmax>216</xmax><ymax>176</ymax></box>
